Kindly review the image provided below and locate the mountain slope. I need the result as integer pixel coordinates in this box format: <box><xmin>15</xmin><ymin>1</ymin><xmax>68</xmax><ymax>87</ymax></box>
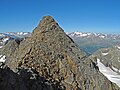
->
<box><xmin>88</xmin><ymin>45</ymin><xmax>120</xmax><ymax>88</ymax></box>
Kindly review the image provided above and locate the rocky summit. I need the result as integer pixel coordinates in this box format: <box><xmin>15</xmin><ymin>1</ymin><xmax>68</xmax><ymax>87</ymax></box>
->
<box><xmin>0</xmin><ymin>16</ymin><xmax>120</xmax><ymax>90</ymax></box>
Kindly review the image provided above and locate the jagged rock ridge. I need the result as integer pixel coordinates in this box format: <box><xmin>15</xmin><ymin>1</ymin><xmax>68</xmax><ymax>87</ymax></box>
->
<box><xmin>0</xmin><ymin>16</ymin><xmax>119</xmax><ymax>90</ymax></box>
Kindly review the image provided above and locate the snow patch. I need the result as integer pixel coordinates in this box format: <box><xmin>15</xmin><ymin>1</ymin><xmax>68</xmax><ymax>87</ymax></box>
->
<box><xmin>117</xmin><ymin>46</ymin><xmax>120</xmax><ymax>50</ymax></box>
<box><xmin>102</xmin><ymin>52</ymin><xmax>108</xmax><ymax>56</ymax></box>
<box><xmin>97</xmin><ymin>58</ymin><xmax>120</xmax><ymax>87</ymax></box>
<box><xmin>2</xmin><ymin>38</ymin><xmax>9</xmax><ymax>43</ymax></box>
<box><xmin>0</xmin><ymin>55</ymin><xmax>6</xmax><ymax>62</ymax></box>
<box><xmin>0</xmin><ymin>46</ymin><xmax>3</xmax><ymax>48</ymax></box>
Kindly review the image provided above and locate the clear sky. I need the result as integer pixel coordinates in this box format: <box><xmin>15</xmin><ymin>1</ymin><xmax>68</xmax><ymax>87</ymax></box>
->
<box><xmin>0</xmin><ymin>0</ymin><xmax>120</xmax><ymax>34</ymax></box>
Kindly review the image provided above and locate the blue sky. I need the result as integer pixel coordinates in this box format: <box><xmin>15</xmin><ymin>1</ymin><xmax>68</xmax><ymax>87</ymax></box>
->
<box><xmin>0</xmin><ymin>0</ymin><xmax>120</xmax><ymax>34</ymax></box>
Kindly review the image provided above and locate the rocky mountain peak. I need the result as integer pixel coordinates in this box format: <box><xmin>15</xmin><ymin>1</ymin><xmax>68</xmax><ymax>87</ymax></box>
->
<box><xmin>33</xmin><ymin>16</ymin><xmax>59</xmax><ymax>35</ymax></box>
<box><xmin>1</xmin><ymin>16</ymin><xmax>119</xmax><ymax>90</ymax></box>
<box><xmin>3</xmin><ymin>16</ymin><xmax>87</xmax><ymax>89</ymax></box>
<box><xmin>38</xmin><ymin>16</ymin><xmax>56</xmax><ymax>27</ymax></box>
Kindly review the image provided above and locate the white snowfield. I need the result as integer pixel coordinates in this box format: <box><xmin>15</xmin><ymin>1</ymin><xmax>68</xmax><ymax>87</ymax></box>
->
<box><xmin>0</xmin><ymin>55</ymin><xmax>6</xmax><ymax>62</ymax></box>
<box><xmin>97</xmin><ymin>58</ymin><xmax>120</xmax><ymax>87</ymax></box>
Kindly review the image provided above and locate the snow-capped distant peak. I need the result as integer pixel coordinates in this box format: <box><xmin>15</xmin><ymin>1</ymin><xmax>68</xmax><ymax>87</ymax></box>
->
<box><xmin>16</xmin><ymin>32</ymin><xmax>29</xmax><ymax>35</ymax></box>
<box><xmin>74</xmin><ymin>32</ymin><xmax>82</xmax><ymax>35</ymax></box>
<box><xmin>5</xmin><ymin>32</ymin><xmax>31</xmax><ymax>36</ymax></box>
<box><xmin>0</xmin><ymin>32</ymin><xmax>31</xmax><ymax>46</ymax></box>
<box><xmin>68</xmin><ymin>32</ymin><xmax>92</xmax><ymax>37</ymax></box>
<box><xmin>17</xmin><ymin>32</ymin><xmax>23</xmax><ymax>35</ymax></box>
<box><xmin>67</xmin><ymin>31</ymin><xmax>120</xmax><ymax>39</ymax></box>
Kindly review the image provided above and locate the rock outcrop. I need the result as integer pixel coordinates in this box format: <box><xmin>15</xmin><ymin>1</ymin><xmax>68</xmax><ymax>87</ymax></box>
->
<box><xmin>1</xmin><ymin>16</ymin><xmax>120</xmax><ymax>90</ymax></box>
<box><xmin>0</xmin><ymin>65</ymin><xmax>60</xmax><ymax>90</ymax></box>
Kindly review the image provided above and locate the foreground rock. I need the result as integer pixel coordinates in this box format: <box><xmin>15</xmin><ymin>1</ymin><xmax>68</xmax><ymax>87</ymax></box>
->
<box><xmin>1</xmin><ymin>16</ymin><xmax>119</xmax><ymax>90</ymax></box>
<box><xmin>0</xmin><ymin>65</ymin><xmax>59</xmax><ymax>90</ymax></box>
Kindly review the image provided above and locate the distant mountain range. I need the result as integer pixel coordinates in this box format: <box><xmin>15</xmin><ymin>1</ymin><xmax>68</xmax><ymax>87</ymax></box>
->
<box><xmin>67</xmin><ymin>32</ymin><xmax>120</xmax><ymax>54</ymax></box>
<box><xmin>0</xmin><ymin>32</ymin><xmax>31</xmax><ymax>48</ymax></box>
<box><xmin>67</xmin><ymin>32</ymin><xmax>120</xmax><ymax>39</ymax></box>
